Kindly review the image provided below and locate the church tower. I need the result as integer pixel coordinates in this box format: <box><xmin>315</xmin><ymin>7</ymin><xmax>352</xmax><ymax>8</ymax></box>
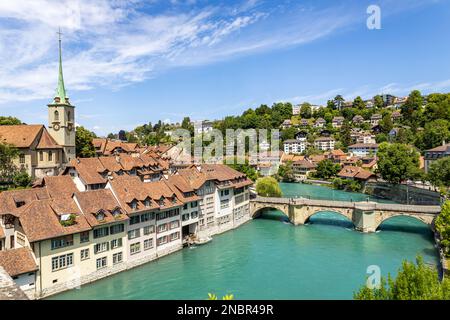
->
<box><xmin>48</xmin><ymin>30</ymin><xmax>76</xmax><ymax>163</ymax></box>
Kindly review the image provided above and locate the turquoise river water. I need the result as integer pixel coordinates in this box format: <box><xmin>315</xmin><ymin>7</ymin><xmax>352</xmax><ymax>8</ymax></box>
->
<box><xmin>50</xmin><ymin>183</ymin><xmax>438</xmax><ymax>300</ymax></box>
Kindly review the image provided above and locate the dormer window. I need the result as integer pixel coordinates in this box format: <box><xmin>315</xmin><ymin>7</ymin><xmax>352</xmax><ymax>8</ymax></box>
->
<box><xmin>130</xmin><ymin>200</ymin><xmax>138</xmax><ymax>210</ymax></box>
<box><xmin>158</xmin><ymin>198</ymin><xmax>165</xmax><ymax>207</ymax></box>
<box><xmin>112</xmin><ymin>208</ymin><xmax>121</xmax><ymax>218</ymax></box>
<box><xmin>144</xmin><ymin>199</ymin><xmax>150</xmax><ymax>207</ymax></box>
<box><xmin>172</xmin><ymin>198</ymin><xmax>177</xmax><ymax>204</ymax></box>
<box><xmin>96</xmin><ymin>210</ymin><xmax>105</xmax><ymax>221</ymax></box>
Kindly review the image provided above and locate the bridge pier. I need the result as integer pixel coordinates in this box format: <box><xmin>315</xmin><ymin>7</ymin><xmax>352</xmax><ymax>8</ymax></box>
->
<box><xmin>353</xmin><ymin>208</ymin><xmax>377</xmax><ymax>233</ymax></box>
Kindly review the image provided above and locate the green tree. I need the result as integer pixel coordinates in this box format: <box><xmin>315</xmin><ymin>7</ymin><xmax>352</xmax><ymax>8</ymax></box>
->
<box><xmin>435</xmin><ymin>201</ymin><xmax>450</xmax><ymax>257</ymax></box>
<box><xmin>314</xmin><ymin>159</ymin><xmax>340</xmax><ymax>180</ymax></box>
<box><xmin>300</xmin><ymin>103</ymin><xmax>312</xmax><ymax>119</ymax></box>
<box><xmin>0</xmin><ymin>116</ymin><xmax>22</xmax><ymax>125</ymax></box>
<box><xmin>373</xmin><ymin>95</ymin><xmax>384</xmax><ymax>109</ymax></box>
<box><xmin>353</xmin><ymin>96</ymin><xmax>365</xmax><ymax>110</ymax></box>
<box><xmin>339</xmin><ymin>120</ymin><xmax>352</xmax><ymax>148</ymax></box>
<box><xmin>419</xmin><ymin>119</ymin><xmax>450</xmax><ymax>150</ymax></box>
<box><xmin>12</xmin><ymin>170</ymin><xmax>32</xmax><ymax>188</ymax></box>
<box><xmin>401</xmin><ymin>90</ymin><xmax>423</xmax><ymax>127</ymax></box>
<box><xmin>379</xmin><ymin>113</ymin><xmax>393</xmax><ymax>134</ymax></box>
<box><xmin>75</xmin><ymin>126</ymin><xmax>96</xmax><ymax>158</ymax></box>
<box><xmin>277</xmin><ymin>161</ymin><xmax>295</xmax><ymax>182</ymax></box>
<box><xmin>427</xmin><ymin>157</ymin><xmax>450</xmax><ymax>189</ymax></box>
<box><xmin>376</xmin><ymin>142</ymin><xmax>420</xmax><ymax>184</ymax></box>
<box><xmin>256</xmin><ymin>177</ymin><xmax>282</xmax><ymax>197</ymax></box>
<box><xmin>0</xmin><ymin>142</ymin><xmax>19</xmax><ymax>186</ymax></box>
<box><xmin>354</xmin><ymin>256</ymin><xmax>450</xmax><ymax>300</ymax></box>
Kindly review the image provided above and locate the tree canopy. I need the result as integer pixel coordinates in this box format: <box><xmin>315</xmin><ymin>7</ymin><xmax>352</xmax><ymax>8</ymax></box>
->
<box><xmin>75</xmin><ymin>126</ymin><xmax>97</xmax><ymax>158</ymax></box>
<box><xmin>256</xmin><ymin>177</ymin><xmax>282</xmax><ymax>197</ymax></box>
<box><xmin>354</xmin><ymin>256</ymin><xmax>450</xmax><ymax>300</ymax></box>
<box><xmin>376</xmin><ymin>142</ymin><xmax>420</xmax><ymax>184</ymax></box>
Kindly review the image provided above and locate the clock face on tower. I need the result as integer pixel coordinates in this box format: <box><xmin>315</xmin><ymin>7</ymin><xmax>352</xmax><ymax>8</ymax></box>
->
<box><xmin>53</xmin><ymin>123</ymin><xmax>60</xmax><ymax>131</ymax></box>
<box><xmin>67</xmin><ymin>124</ymin><xmax>73</xmax><ymax>131</ymax></box>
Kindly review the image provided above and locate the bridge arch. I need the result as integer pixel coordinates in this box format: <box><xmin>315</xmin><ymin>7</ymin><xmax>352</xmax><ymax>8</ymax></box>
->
<box><xmin>374</xmin><ymin>212</ymin><xmax>435</xmax><ymax>231</ymax></box>
<box><xmin>304</xmin><ymin>208</ymin><xmax>355</xmax><ymax>227</ymax></box>
<box><xmin>250</xmin><ymin>202</ymin><xmax>290</xmax><ymax>219</ymax></box>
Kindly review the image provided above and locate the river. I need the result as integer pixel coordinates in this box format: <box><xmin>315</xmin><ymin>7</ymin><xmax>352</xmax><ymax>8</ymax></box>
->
<box><xmin>49</xmin><ymin>182</ymin><xmax>438</xmax><ymax>300</ymax></box>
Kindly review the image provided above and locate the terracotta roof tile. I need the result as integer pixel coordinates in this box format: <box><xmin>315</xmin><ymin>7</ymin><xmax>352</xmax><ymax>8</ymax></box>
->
<box><xmin>18</xmin><ymin>198</ymin><xmax>91</xmax><ymax>242</ymax></box>
<box><xmin>36</xmin><ymin>128</ymin><xmax>62</xmax><ymax>149</ymax></box>
<box><xmin>0</xmin><ymin>248</ymin><xmax>38</xmax><ymax>277</ymax></box>
<box><xmin>0</xmin><ymin>125</ymin><xmax>43</xmax><ymax>148</ymax></box>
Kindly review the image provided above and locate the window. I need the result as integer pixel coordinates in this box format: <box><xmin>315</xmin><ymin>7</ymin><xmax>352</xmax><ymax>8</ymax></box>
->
<box><xmin>93</xmin><ymin>227</ymin><xmax>109</xmax><ymax>239</ymax></box>
<box><xmin>67</xmin><ymin>111</ymin><xmax>71</xmax><ymax>121</ymax></box>
<box><xmin>96</xmin><ymin>257</ymin><xmax>107</xmax><ymax>269</ymax></box>
<box><xmin>112</xmin><ymin>208</ymin><xmax>121</xmax><ymax>218</ymax></box>
<box><xmin>157</xmin><ymin>236</ymin><xmax>167</xmax><ymax>246</ymax></box>
<box><xmin>94</xmin><ymin>242</ymin><xmax>109</xmax><ymax>254</ymax></box>
<box><xmin>129</xmin><ymin>216</ymin><xmax>140</xmax><ymax>225</ymax></box>
<box><xmin>55</xmin><ymin>151</ymin><xmax>59</xmax><ymax>162</ymax></box>
<box><xmin>170</xmin><ymin>220</ymin><xmax>179</xmax><ymax>229</ymax></box>
<box><xmin>80</xmin><ymin>249</ymin><xmax>90</xmax><ymax>261</ymax></box>
<box><xmin>170</xmin><ymin>232</ymin><xmax>179</xmax><ymax>241</ymax></box>
<box><xmin>19</xmin><ymin>154</ymin><xmax>25</xmax><ymax>164</ymax></box>
<box><xmin>39</xmin><ymin>151</ymin><xmax>43</xmax><ymax>161</ymax></box>
<box><xmin>191</xmin><ymin>211</ymin><xmax>198</xmax><ymax>219</ymax></box>
<box><xmin>144</xmin><ymin>239</ymin><xmax>153</xmax><ymax>250</ymax></box>
<box><xmin>80</xmin><ymin>231</ymin><xmax>90</xmax><ymax>243</ymax></box>
<box><xmin>54</xmin><ymin>110</ymin><xmax>59</xmax><ymax>121</ymax></box>
<box><xmin>220</xmin><ymin>199</ymin><xmax>229</xmax><ymax>209</ymax></box>
<box><xmin>182</xmin><ymin>214</ymin><xmax>190</xmax><ymax>221</ymax></box>
<box><xmin>143</xmin><ymin>225</ymin><xmax>154</xmax><ymax>235</ymax></box>
<box><xmin>128</xmin><ymin>229</ymin><xmax>140</xmax><ymax>240</ymax></box>
<box><xmin>183</xmin><ymin>204</ymin><xmax>188</xmax><ymax>210</ymax></box>
<box><xmin>141</xmin><ymin>212</ymin><xmax>150</xmax><ymax>222</ymax></box>
<box><xmin>130</xmin><ymin>200</ymin><xmax>138</xmax><ymax>210</ymax></box>
<box><xmin>113</xmin><ymin>252</ymin><xmax>123</xmax><ymax>265</ymax></box>
<box><xmin>191</xmin><ymin>201</ymin><xmax>198</xmax><ymax>208</ymax></box>
<box><xmin>157</xmin><ymin>224</ymin><xmax>167</xmax><ymax>233</ymax></box>
<box><xmin>51</xmin><ymin>253</ymin><xmax>74</xmax><ymax>271</ymax></box>
<box><xmin>144</xmin><ymin>199</ymin><xmax>151</xmax><ymax>207</ymax></box>
<box><xmin>110</xmin><ymin>224</ymin><xmax>124</xmax><ymax>235</ymax></box>
<box><xmin>111</xmin><ymin>238</ymin><xmax>122</xmax><ymax>249</ymax></box>
<box><xmin>51</xmin><ymin>235</ymin><xmax>74</xmax><ymax>250</ymax></box>
<box><xmin>130</xmin><ymin>242</ymin><xmax>141</xmax><ymax>255</ymax></box>
<box><xmin>48</xmin><ymin>151</ymin><xmax>53</xmax><ymax>162</ymax></box>
<box><xmin>221</xmin><ymin>190</ymin><xmax>230</xmax><ymax>197</ymax></box>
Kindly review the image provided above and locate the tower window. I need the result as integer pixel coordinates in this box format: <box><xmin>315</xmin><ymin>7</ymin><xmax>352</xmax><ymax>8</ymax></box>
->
<box><xmin>48</xmin><ymin>151</ymin><xmax>53</xmax><ymax>162</ymax></box>
<box><xmin>39</xmin><ymin>151</ymin><xmax>43</xmax><ymax>161</ymax></box>
<box><xmin>19</xmin><ymin>154</ymin><xmax>25</xmax><ymax>164</ymax></box>
<box><xmin>54</xmin><ymin>110</ymin><xmax>59</xmax><ymax>122</ymax></box>
<box><xmin>67</xmin><ymin>111</ymin><xmax>71</xmax><ymax>121</ymax></box>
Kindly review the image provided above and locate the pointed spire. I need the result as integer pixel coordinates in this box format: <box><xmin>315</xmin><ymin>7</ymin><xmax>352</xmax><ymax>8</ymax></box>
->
<box><xmin>55</xmin><ymin>28</ymin><xmax>67</xmax><ymax>103</ymax></box>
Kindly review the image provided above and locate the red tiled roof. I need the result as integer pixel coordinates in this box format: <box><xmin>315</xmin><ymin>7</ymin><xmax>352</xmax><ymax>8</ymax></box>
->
<box><xmin>0</xmin><ymin>248</ymin><xmax>38</xmax><ymax>277</ymax></box>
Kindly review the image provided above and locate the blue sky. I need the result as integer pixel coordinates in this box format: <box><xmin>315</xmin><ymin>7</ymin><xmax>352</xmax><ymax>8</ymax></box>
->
<box><xmin>0</xmin><ymin>0</ymin><xmax>449</xmax><ymax>136</ymax></box>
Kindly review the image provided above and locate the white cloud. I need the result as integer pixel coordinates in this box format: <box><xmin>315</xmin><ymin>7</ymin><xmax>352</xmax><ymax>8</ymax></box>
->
<box><xmin>0</xmin><ymin>0</ymin><xmax>440</xmax><ymax>105</ymax></box>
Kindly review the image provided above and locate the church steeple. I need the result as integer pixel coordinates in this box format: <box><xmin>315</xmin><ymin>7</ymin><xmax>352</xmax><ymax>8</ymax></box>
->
<box><xmin>48</xmin><ymin>28</ymin><xmax>75</xmax><ymax>164</ymax></box>
<box><xmin>55</xmin><ymin>28</ymin><xmax>68</xmax><ymax>104</ymax></box>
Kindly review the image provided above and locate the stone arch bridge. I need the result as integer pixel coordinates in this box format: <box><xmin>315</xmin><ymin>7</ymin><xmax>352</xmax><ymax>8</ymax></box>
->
<box><xmin>250</xmin><ymin>196</ymin><xmax>441</xmax><ymax>233</ymax></box>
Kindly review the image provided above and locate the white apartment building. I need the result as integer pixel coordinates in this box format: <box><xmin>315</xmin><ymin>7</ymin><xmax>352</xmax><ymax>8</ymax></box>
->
<box><xmin>314</xmin><ymin>137</ymin><xmax>336</xmax><ymax>151</ymax></box>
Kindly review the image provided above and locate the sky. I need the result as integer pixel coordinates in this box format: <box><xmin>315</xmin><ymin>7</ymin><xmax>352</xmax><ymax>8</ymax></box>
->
<box><xmin>0</xmin><ymin>0</ymin><xmax>449</xmax><ymax>136</ymax></box>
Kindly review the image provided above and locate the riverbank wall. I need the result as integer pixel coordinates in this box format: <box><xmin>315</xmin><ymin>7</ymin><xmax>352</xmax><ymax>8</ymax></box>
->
<box><xmin>364</xmin><ymin>182</ymin><xmax>441</xmax><ymax>205</ymax></box>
